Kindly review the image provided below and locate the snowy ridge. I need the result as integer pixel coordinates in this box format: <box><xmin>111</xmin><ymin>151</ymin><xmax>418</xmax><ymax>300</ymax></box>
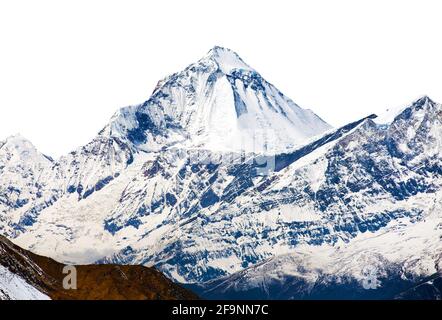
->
<box><xmin>0</xmin><ymin>265</ymin><xmax>49</xmax><ymax>300</ymax></box>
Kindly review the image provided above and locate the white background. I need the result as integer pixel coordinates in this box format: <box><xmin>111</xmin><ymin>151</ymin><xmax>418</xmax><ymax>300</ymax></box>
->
<box><xmin>1</xmin><ymin>0</ymin><xmax>441</xmax><ymax>157</ymax></box>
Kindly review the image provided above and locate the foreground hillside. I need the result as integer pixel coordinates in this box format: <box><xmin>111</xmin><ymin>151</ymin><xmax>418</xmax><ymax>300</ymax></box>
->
<box><xmin>0</xmin><ymin>235</ymin><xmax>197</xmax><ymax>300</ymax></box>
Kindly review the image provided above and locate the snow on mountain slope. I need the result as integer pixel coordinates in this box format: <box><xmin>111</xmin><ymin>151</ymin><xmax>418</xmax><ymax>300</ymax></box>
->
<box><xmin>0</xmin><ymin>234</ymin><xmax>51</xmax><ymax>300</ymax></box>
<box><xmin>14</xmin><ymin>155</ymin><xmax>148</xmax><ymax>264</ymax></box>
<box><xmin>0</xmin><ymin>265</ymin><xmax>49</xmax><ymax>300</ymax></box>
<box><xmin>0</xmin><ymin>133</ymin><xmax>135</xmax><ymax>239</ymax></box>
<box><xmin>0</xmin><ymin>134</ymin><xmax>54</xmax><ymax>235</ymax></box>
<box><xmin>99</xmin><ymin>96</ymin><xmax>442</xmax><ymax>284</ymax></box>
<box><xmin>1</xmin><ymin>46</ymin><xmax>331</xmax><ymax>240</ymax></box>
<box><xmin>192</xmin><ymin>191</ymin><xmax>442</xmax><ymax>299</ymax></box>
<box><xmin>6</xmin><ymin>112</ymin><xmax>363</xmax><ymax>282</ymax></box>
<box><xmin>5</xmin><ymin>96</ymin><xmax>442</xmax><ymax>286</ymax></box>
<box><xmin>97</xmin><ymin>115</ymin><xmax>375</xmax><ymax>282</ymax></box>
<box><xmin>102</xmin><ymin>46</ymin><xmax>331</xmax><ymax>154</ymax></box>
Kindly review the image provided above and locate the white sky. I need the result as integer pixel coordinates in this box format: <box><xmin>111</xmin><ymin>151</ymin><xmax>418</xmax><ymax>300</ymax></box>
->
<box><xmin>1</xmin><ymin>0</ymin><xmax>442</xmax><ymax>157</ymax></box>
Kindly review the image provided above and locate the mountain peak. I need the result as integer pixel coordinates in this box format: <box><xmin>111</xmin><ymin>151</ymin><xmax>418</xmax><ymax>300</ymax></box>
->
<box><xmin>1</xmin><ymin>133</ymin><xmax>52</xmax><ymax>164</ymax></box>
<box><xmin>203</xmin><ymin>46</ymin><xmax>252</xmax><ymax>74</ymax></box>
<box><xmin>375</xmin><ymin>96</ymin><xmax>438</xmax><ymax>125</ymax></box>
<box><xmin>206</xmin><ymin>45</ymin><xmax>237</xmax><ymax>57</ymax></box>
<box><xmin>105</xmin><ymin>47</ymin><xmax>332</xmax><ymax>154</ymax></box>
<box><xmin>412</xmin><ymin>95</ymin><xmax>434</xmax><ymax>107</ymax></box>
<box><xmin>3</xmin><ymin>133</ymin><xmax>34</xmax><ymax>149</ymax></box>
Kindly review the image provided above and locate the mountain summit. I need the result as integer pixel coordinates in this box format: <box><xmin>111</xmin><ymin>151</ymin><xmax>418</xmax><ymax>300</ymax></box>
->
<box><xmin>103</xmin><ymin>47</ymin><xmax>332</xmax><ymax>154</ymax></box>
<box><xmin>203</xmin><ymin>46</ymin><xmax>254</xmax><ymax>74</ymax></box>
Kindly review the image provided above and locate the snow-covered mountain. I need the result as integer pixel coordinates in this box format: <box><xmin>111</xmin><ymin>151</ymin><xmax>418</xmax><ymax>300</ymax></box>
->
<box><xmin>0</xmin><ymin>134</ymin><xmax>54</xmax><ymax>236</ymax></box>
<box><xmin>102</xmin><ymin>46</ymin><xmax>331</xmax><ymax>154</ymax></box>
<box><xmin>0</xmin><ymin>46</ymin><xmax>332</xmax><ymax>268</ymax></box>
<box><xmin>1</xmin><ymin>47</ymin><xmax>441</xmax><ymax>299</ymax></box>
<box><xmin>96</xmin><ymin>96</ymin><xmax>442</xmax><ymax>286</ymax></box>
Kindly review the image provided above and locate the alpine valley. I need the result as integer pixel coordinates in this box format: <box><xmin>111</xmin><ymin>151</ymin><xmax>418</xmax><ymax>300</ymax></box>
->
<box><xmin>1</xmin><ymin>47</ymin><xmax>441</xmax><ymax>300</ymax></box>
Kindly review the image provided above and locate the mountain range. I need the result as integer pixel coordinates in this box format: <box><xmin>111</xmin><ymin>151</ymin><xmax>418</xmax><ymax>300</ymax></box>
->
<box><xmin>0</xmin><ymin>47</ymin><xmax>441</xmax><ymax>299</ymax></box>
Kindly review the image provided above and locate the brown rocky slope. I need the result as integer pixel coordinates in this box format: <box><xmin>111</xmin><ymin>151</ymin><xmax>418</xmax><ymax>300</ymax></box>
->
<box><xmin>0</xmin><ymin>235</ymin><xmax>198</xmax><ymax>300</ymax></box>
